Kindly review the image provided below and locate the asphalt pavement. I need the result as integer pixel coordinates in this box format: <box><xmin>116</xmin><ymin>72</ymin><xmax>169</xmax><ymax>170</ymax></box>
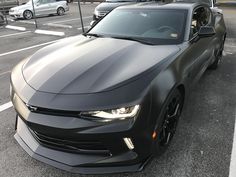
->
<box><xmin>0</xmin><ymin>4</ymin><xmax>236</xmax><ymax>177</ymax></box>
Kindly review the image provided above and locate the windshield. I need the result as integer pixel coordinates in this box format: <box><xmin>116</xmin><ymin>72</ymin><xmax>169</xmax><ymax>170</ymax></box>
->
<box><xmin>26</xmin><ymin>0</ymin><xmax>39</xmax><ymax>4</ymax></box>
<box><xmin>88</xmin><ymin>9</ymin><xmax>187</xmax><ymax>45</ymax></box>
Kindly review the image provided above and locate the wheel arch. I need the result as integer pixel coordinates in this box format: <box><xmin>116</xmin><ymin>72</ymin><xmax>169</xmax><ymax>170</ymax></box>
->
<box><xmin>24</xmin><ymin>9</ymin><xmax>33</xmax><ymax>13</ymax></box>
<box><xmin>57</xmin><ymin>6</ymin><xmax>65</xmax><ymax>11</ymax></box>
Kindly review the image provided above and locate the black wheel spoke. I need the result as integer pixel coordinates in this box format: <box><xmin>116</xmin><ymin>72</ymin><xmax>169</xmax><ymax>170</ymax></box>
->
<box><xmin>159</xmin><ymin>94</ymin><xmax>183</xmax><ymax>145</ymax></box>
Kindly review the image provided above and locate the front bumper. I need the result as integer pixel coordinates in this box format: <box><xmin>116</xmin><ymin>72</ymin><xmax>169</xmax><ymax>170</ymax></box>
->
<box><xmin>13</xmin><ymin>97</ymin><xmax>152</xmax><ymax>173</ymax></box>
<box><xmin>12</xmin><ymin>92</ymin><xmax>154</xmax><ymax>174</ymax></box>
<box><xmin>9</xmin><ymin>11</ymin><xmax>23</xmax><ymax>18</ymax></box>
<box><xmin>11</xmin><ymin>60</ymin><xmax>155</xmax><ymax>174</ymax></box>
<box><xmin>15</xmin><ymin>117</ymin><xmax>150</xmax><ymax>174</ymax></box>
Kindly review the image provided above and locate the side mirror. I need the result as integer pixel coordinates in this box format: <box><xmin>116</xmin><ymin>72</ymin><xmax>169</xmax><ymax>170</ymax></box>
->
<box><xmin>198</xmin><ymin>26</ymin><xmax>216</xmax><ymax>37</ymax></box>
<box><xmin>90</xmin><ymin>20</ymin><xmax>96</xmax><ymax>27</ymax></box>
<box><xmin>211</xmin><ymin>7</ymin><xmax>223</xmax><ymax>14</ymax></box>
<box><xmin>90</xmin><ymin>20</ymin><xmax>101</xmax><ymax>28</ymax></box>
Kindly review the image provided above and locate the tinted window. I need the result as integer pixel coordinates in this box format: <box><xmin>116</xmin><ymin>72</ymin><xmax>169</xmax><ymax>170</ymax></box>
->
<box><xmin>190</xmin><ymin>6</ymin><xmax>211</xmax><ymax>38</ymax></box>
<box><xmin>40</xmin><ymin>0</ymin><xmax>49</xmax><ymax>4</ymax></box>
<box><xmin>89</xmin><ymin>9</ymin><xmax>187</xmax><ymax>45</ymax></box>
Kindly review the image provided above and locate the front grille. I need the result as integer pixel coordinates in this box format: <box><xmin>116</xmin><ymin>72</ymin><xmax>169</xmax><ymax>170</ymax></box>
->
<box><xmin>26</xmin><ymin>104</ymin><xmax>81</xmax><ymax>117</ymax></box>
<box><xmin>30</xmin><ymin>129</ymin><xmax>110</xmax><ymax>155</ymax></box>
<box><xmin>98</xmin><ymin>12</ymin><xmax>107</xmax><ymax>17</ymax></box>
<box><xmin>96</xmin><ymin>11</ymin><xmax>108</xmax><ymax>18</ymax></box>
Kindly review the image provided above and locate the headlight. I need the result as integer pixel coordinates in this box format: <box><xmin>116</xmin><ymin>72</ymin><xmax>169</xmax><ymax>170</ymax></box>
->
<box><xmin>81</xmin><ymin>105</ymin><xmax>140</xmax><ymax>121</ymax></box>
<box><xmin>94</xmin><ymin>9</ymin><xmax>99</xmax><ymax>16</ymax></box>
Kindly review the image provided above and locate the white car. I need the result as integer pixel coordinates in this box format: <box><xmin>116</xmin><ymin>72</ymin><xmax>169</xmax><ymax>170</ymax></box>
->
<box><xmin>9</xmin><ymin>0</ymin><xmax>69</xmax><ymax>19</ymax></box>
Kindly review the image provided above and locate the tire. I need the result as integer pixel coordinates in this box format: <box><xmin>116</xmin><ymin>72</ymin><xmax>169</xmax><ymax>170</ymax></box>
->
<box><xmin>153</xmin><ymin>89</ymin><xmax>184</xmax><ymax>156</ymax></box>
<box><xmin>208</xmin><ymin>35</ymin><xmax>226</xmax><ymax>70</ymax></box>
<box><xmin>23</xmin><ymin>10</ymin><xmax>33</xmax><ymax>20</ymax></box>
<box><xmin>57</xmin><ymin>7</ymin><xmax>65</xmax><ymax>16</ymax></box>
<box><xmin>208</xmin><ymin>50</ymin><xmax>222</xmax><ymax>70</ymax></box>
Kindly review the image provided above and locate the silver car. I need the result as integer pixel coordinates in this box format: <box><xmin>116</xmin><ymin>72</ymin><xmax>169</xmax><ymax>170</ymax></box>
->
<box><xmin>9</xmin><ymin>0</ymin><xmax>69</xmax><ymax>19</ymax></box>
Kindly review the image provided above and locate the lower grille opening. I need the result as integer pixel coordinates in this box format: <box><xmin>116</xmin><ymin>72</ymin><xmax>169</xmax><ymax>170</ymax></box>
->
<box><xmin>30</xmin><ymin>129</ymin><xmax>110</xmax><ymax>155</ymax></box>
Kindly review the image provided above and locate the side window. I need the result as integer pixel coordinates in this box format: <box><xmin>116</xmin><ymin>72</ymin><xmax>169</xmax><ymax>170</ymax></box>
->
<box><xmin>40</xmin><ymin>0</ymin><xmax>49</xmax><ymax>4</ymax></box>
<box><xmin>190</xmin><ymin>6</ymin><xmax>211</xmax><ymax>39</ymax></box>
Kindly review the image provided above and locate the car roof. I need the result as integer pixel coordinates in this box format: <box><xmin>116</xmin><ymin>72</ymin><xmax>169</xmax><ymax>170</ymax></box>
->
<box><xmin>116</xmin><ymin>1</ymin><xmax>205</xmax><ymax>10</ymax></box>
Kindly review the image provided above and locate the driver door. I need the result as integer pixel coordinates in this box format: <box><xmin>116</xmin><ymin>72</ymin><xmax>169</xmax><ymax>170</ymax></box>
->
<box><xmin>35</xmin><ymin>0</ymin><xmax>50</xmax><ymax>16</ymax></box>
<box><xmin>182</xmin><ymin>6</ymin><xmax>215</xmax><ymax>86</ymax></box>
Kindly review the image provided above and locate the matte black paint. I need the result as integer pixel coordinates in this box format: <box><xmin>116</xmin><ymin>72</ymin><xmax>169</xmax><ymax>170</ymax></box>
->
<box><xmin>11</xmin><ymin>2</ymin><xmax>226</xmax><ymax>174</ymax></box>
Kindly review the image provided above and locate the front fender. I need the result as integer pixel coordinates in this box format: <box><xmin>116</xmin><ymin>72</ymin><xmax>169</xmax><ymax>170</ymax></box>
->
<box><xmin>147</xmin><ymin>64</ymin><xmax>186</xmax><ymax>134</ymax></box>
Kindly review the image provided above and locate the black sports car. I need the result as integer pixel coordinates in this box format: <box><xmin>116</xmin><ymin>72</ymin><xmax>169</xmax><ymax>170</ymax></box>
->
<box><xmin>11</xmin><ymin>1</ymin><xmax>226</xmax><ymax>174</ymax></box>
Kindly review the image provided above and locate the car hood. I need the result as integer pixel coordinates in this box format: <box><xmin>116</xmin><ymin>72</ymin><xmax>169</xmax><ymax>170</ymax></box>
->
<box><xmin>22</xmin><ymin>35</ymin><xmax>180</xmax><ymax>95</ymax></box>
<box><xmin>95</xmin><ymin>2</ymin><xmax>135</xmax><ymax>12</ymax></box>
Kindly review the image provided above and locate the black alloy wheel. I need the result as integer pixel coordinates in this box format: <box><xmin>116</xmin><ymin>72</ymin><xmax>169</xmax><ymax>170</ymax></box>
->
<box><xmin>154</xmin><ymin>89</ymin><xmax>184</xmax><ymax>155</ymax></box>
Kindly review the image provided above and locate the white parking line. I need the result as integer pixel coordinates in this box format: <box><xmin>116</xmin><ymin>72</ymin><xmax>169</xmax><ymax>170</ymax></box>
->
<box><xmin>229</xmin><ymin>113</ymin><xmax>236</xmax><ymax>177</ymax></box>
<box><xmin>0</xmin><ymin>70</ymin><xmax>11</xmax><ymax>77</ymax></box>
<box><xmin>0</xmin><ymin>31</ymin><xmax>31</xmax><ymax>38</ymax></box>
<box><xmin>44</xmin><ymin>23</ymin><xmax>73</xmax><ymax>29</ymax></box>
<box><xmin>5</xmin><ymin>25</ymin><xmax>26</xmax><ymax>31</ymax></box>
<box><xmin>0</xmin><ymin>39</ymin><xmax>59</xmax><ymax>58</ymax></box>
<box><xmin>50</xmin><ymin>16</ymin><xmax>92</xmax><ymax>24</ymax></box>
<box><xmin>0</xmin><ymin>102</ymin><xmax>13</xmax><ymax>112</ymax></box>
<box><xmin>35</xmin><ymin>29</ymin><xmax>65</xmax><ymax>36</ymax></box>
<box><xmin>18</xmin><ymin>20</ymin><xmax>36</xmax><ymax>25</ymax></box>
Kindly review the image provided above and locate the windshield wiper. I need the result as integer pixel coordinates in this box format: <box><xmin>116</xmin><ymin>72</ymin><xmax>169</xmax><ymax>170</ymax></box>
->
<box><xmin>110</xmin><ymin>36</ymin><xmax>156</xmax><ymax>45</ymax></box>
<box><xmin>83</xmin><ymin>33</ymin><xmax>104</xmax><ymax>38</ymax></box>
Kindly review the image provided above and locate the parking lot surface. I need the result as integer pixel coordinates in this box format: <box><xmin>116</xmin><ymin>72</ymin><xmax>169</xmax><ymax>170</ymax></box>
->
<box><xmin>4</xmin><ymin>3</ymin><xmax>96</xmax><ymax>36</ymax></box>
<box><xmin>0</xmin><ymin>3</ymin><xmax>236</xmax><ymax>177</ymax></box>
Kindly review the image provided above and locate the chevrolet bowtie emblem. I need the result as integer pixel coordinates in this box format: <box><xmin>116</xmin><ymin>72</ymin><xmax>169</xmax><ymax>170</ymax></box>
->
<box><xmin>26</xmin><ymin>104</ymin><xmax>38</xmax><ymax>112</ymax></box>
